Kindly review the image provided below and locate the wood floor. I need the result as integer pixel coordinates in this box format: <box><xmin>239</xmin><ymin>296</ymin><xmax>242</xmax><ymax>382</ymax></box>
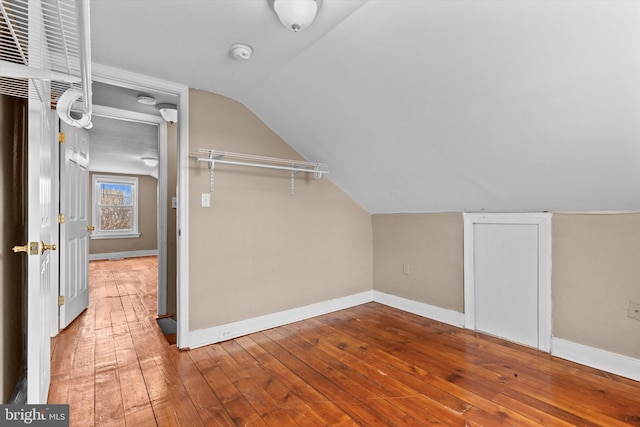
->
<box><xmin>49</xmin><ymin>257</ymin><xmax>640</xmax><ymax>426</ymax></box>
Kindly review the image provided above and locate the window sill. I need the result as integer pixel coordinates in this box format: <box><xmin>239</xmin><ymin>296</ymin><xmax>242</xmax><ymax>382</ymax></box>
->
<box><xmin>90</xmin><ymin>233</ymin><xmax>141</xmax><ymax>240</ymax></box>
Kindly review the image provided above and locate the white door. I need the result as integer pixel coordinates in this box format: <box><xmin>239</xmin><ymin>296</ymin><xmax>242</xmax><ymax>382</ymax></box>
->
<box><xmin>474</xmin><ymin>223</ymin><xmax>539</xmax><ymax>347</ymax></box>
<box><xmin>463</xmin><ymin>213</ymin><xmax>552</xmax><ymax>352</ymax></box>
<box><xmin>59</xmin><ymin>122</ymin><xmax>90</xmax><ymax>328</ymax></box>
<box><xmin>25</xmin><ymin>82</ymin><xmax>56</xmax><ymax>404</ymax></box>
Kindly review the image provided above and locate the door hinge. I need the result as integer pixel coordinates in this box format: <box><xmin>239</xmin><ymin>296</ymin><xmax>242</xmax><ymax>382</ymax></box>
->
<box><xmin>58</xmin><ymin>213</ymin><xmax>65</xmax><ymax>224</ymax></box>
<box><xmin>58</xmin><ymin>132</ymin><xmax>66</xmax><ymax>143</ymax></box>
<box><xmin>58</xmin><ymin>296</ymin><xmax>64</xmax><ymax>306</ymax></box>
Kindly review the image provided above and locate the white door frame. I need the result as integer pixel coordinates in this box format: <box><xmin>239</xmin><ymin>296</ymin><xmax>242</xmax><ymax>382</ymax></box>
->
<box><xmin>463</xmin><ymin>212</ymin><xmax>552</xmax><ymax>352</ymax></box>
<box><xmin>91</xmin><ymin>63</ymin><xmax>190</xmax><ymax>348</ymax></box>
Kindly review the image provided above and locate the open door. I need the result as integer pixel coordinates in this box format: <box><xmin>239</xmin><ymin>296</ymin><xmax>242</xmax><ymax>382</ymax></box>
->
<box><xmin>20</xmin><ymin>81</ymin><xmax>56</xmax><ymax>404</ymax></box>
<box><xmin>59</xmin><ymin>122</ymin><xmax>90</xmax><ymax>329</ymax></box>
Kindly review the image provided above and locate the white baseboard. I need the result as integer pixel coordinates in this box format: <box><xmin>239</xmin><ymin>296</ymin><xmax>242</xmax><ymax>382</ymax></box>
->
<box><xmin>551</xmin><ymin>337</ymin><xmax>640</xmax><ymax>382</ymax></box>
<box><xmin>187</xmin><ymin>291</ymin><xmax>374</xmax><ymax>349</ymax></box>
<box><xmin>373</xmin><ymin>291</ymin><xmax>465</xmax><ymax>327</ymax></box>
<box><xmin>183</xmin><ymin>289</ymin><xmax>639</xmax><ymax>384</ymax></box>
<box><xmin>89</xmin><ymin>249</ymin><xmax>158</xmax><ymax>261</ymax></box>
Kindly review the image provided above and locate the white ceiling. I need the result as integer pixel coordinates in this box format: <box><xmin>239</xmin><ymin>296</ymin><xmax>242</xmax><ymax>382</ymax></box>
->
<box><xmin>90</xmin><ymin>0</ymin><xmax>640</xmax><ymax>213</ymax></box>
<box><xmin>88</xmin><ymin>82</ymin><xmax>170</xmax><ymax>178</ymax></box>
<box><xmin>89</xmin><ymin>114</ymin><xmax>159</xmax><ymax>177</ymax></box>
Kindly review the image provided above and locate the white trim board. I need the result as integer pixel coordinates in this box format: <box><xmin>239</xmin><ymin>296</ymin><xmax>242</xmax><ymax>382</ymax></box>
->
<box><xmin>88</xmin><ymin>249</ymin><xmax>158</xmax><ymax>261</ymax></box>
<box><xmin>187</xmin><ymin>291</ymin><xmax>466</xmax><ymax>349</ymax></box>
<box><xmin>188</xmin><ymin>291</ymin><xmax>373</xmax><ymax>349</ymax></box>
<box><xmin>373</xmin><ymin>291</ymin><xmax>465</xmax><ymax>327</ymax></box>
<box><xmin>551</xmin><ymin>338</ymin><xmax>640</xmax><ymax>383</ymax></box>
<box><xmin>183</xmin><ymin>288</ymin><xmax>640</xmax><ymax>383</ymax></box>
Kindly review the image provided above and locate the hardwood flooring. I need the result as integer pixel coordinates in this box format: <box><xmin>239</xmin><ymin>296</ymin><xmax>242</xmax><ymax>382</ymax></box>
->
<box><xmin>49</xmin><ymin>256</ymin><xmax>640</xmax><ymax>426</ymax></box>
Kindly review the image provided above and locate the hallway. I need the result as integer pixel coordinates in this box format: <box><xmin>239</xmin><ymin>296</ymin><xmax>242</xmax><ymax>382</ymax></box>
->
<box><xmin>49</xmin><ymin>256</ymin><xmax>169</xmax><ymax>425</ymax></box>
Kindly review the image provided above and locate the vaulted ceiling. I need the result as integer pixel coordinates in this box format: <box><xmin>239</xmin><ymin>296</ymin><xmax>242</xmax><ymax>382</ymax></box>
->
<box><xmin>90</xmin><ymin>0</ymin><xmax>640</xmax><ymax>213</ymax></box>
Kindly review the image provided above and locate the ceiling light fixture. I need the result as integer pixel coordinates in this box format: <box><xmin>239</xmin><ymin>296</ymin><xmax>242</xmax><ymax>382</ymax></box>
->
<box><xmin>157</xmin><ymin>103</ymin><xmax>178</xmax><ymax>123</ymax></box>
<box><xmin>268</xmin><ymin>0</ymin><xmax>322</xmax><ymax>32</ymax></box>
<box><xmin>137</xmin><ymin>95</ymin><xmax>157</xmax><ymax>105</ymax></box>
<box><xmin>141</xmin><ymin>157</ymin><xmax>158</xmax><ymax>167</ymax></box>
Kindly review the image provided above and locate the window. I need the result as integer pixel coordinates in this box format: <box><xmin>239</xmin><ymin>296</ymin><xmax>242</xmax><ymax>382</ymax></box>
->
<box><xmin>92</xmin><ymin>175</ymin><xmax>140</xmax><ymax>239</ymax></box>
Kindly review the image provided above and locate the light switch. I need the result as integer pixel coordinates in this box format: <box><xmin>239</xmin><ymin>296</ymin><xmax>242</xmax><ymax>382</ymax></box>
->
<box><xmin>201</xmin><ymin>193</ymin><xmax>211</xmax><ymax>208</ymax></box>
<box><xmin>171</xmin><ymin>197</ymin><xmax>177</xmax><ymax>209</ymax></box>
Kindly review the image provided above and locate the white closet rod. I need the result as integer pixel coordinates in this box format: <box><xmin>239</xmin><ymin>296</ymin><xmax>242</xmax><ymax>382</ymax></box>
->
<box><xmin>194</xmin><ymin>149</ymin><xmax>329</xmax><ymax>176</ymax></box>
<box><xmin>197</xmin><ymin>158</ymin><xmax>329</xmax><ymax>175</ymax></box>
<box><xmin>194</xmin><ymin>149</ymin><xmax>329</xmax><ymax>194</ymax></box>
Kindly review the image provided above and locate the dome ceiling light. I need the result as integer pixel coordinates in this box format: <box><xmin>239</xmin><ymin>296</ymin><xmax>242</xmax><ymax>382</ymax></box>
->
<box><xmin>268</xmin><ymin>0</ymin><xmax>322</xmax><ymax>32</ymax></box>
<box><xmin>141</xmin><ymin>157</ymin><xmax>158</xmax><ymax>167</ymax></box>
<box><xmin>137</xmin><ymin>95</ymin><xmax>157</xmax><ymax>105</ymax></box>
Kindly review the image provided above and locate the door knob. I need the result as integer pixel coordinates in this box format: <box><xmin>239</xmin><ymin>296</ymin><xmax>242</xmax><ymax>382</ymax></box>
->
<box><xmin>41</xmin><ymin>241</ymin><xmax>56</xmax><ymax>254</ymax></box>
<box><xmin>12</xmin><ymin>242</ymin><xmax>39</xmax><ymax>255</ymax></box>
<box><xmin>87</xmin><ymin>225</ymin><xmax>95</xmax><ymax>232</ymax></box>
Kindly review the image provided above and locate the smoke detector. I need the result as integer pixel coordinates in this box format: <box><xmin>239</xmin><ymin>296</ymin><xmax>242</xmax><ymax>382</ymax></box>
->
<box><xmin>230</xmin><ymin>43</ymin><xmax>253</xmax><ymax>60</ymax></box>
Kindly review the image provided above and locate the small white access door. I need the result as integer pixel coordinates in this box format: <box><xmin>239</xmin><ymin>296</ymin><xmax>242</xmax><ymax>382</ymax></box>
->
<box><xmin>463</xmin><ymin>213</ymin><xmax>552</xmax><ymax>352</ymax></box>
<box><xmin>59</xmin><ymin>122</ymin><xmax>90</xmax><ymax>328</ymax></box>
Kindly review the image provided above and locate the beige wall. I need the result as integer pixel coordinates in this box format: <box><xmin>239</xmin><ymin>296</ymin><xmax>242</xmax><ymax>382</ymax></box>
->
<box><xmin>188</xmin><ymin>89</ymin><xmax>372</xmax><ymax>329</ymax></box>
<box><xmin>553</xmin><ymin>213</ymin><xmax>640</xmax><ymax>359</ymax></box>
<box><xmin>373</xmin><ymin>213</ymin><xmax>464</xmax><ymax>312</ymax></box>
<box><xmin>0</xmin><ymin>94</ymin><xmax>27</xmax><ymax>402</ymax></box>
<box><xmin>372</xmin><ymin>211</ymin><xmax>640</xmax><ymax>360</ymax></box>
<box><xmin>89</xmin><ymin>172</ymin><xmax>158</xmax><ymax>254</ymax></box>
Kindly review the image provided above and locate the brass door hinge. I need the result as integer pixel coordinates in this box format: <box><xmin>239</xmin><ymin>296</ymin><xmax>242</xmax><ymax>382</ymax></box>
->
<box><xmin>58</xmin><ymin>213</ymin><xmax>65</xmax><ymax>224</ymax></box>
<box><xmin>58</xmin><ymin>296</ymin><xmax>64</xmax><ymax>306</ymax></box>
<box><xmin>58</xmin><ymin>132</ymin><xmax>66</xmax><ymax>143</ymax></box>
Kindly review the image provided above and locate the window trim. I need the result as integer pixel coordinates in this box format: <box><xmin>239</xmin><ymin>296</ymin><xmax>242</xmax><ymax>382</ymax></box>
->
<box><xmin>92</xmin><ymin>174</ymin><xmax>140</xmax><ymax>239</ymax></box>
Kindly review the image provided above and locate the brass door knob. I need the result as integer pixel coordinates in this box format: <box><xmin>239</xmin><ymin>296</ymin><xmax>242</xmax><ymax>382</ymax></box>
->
<box><xmin>41</xmin><ymin>241</ymin><xmax>56</xmax><ymax>254</ymax></box>
<box><xmin>87</xmin><ymin>225</ymin><xmax>95</xmax><ymax>232</ymax></box>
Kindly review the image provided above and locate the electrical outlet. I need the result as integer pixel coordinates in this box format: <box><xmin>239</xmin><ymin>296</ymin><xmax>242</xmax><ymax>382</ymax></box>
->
<box><xmin>402</xmin><ymin>263</ymin><xmax>410</xmax><ymax>276</ymax></box>
<box><xmin>219</xmin><ymin>330</ymin><xmax>233</xmax><ymax>339</ymax></box>
<box><xmin>628</xmin><ymin>301</ymin><xmax>640</xmax><ymax>320</ymax></box>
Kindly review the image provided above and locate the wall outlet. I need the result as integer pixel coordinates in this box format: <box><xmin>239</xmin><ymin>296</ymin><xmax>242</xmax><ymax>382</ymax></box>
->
<box><xmin>628</xmin><ymin>301</ymin><xmax>640</xmax><ymax>320</ymax></box>
<box><xmin>219</xmin><ymin>330</ymin><xmax>233</xmax><ymax>339</ymax></box>
<box><xmin>402</xmin><ymin>263</ymin><xmax>410</xmax><ymax>276</ymax></box>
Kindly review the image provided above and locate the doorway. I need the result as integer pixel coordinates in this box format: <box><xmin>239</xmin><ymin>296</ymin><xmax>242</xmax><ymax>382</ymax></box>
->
<box><xmin>463</xmin><ymin>213</ymin><xmax>552</xmax><ymax>352</ymax></box>
<box><xmin>87</xmin><ymin>64</ymin><xmax>189</xmax><ymax>348</ymax></box>
<box><xmin>0</xmin><ymin>94</ymin><xmax>28</xmax><ymax>403</ymax></box>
